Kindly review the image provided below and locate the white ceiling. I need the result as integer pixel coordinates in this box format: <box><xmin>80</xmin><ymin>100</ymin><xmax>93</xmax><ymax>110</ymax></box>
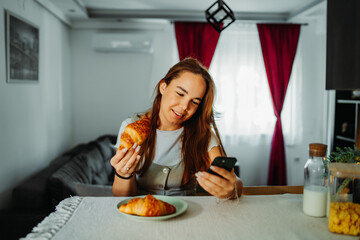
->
<box><xmin>46</xmin><ymin>0</ymin><xmax>326</xmax><ymax>21</ymax></box>
<box><xmin>44</xmin><ymin>0</ymin><xmax>326</xmax><ymax>24</ymax></box>
<box><xmin>82</xmin><ymin>0</ymin><xmax>317</xmax><ymax>12</ymax></box>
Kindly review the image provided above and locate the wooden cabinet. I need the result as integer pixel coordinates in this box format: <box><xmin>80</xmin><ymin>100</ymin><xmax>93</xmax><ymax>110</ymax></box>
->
<box><xmin>326</xmin><ymin>0</ymin><xmax>360</xmax><ymax>90</ymax></box>
<box><xmin>333</xmin><ymin>91</ymin><xmax>360</xmax><ymax>151</ymax></box>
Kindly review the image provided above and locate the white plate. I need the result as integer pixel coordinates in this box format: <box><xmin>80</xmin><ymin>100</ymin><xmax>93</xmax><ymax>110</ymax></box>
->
<box><xmin>116</xmin><ymin>195</ymin><xmax>188</xmax><ymax>221</ymax></box>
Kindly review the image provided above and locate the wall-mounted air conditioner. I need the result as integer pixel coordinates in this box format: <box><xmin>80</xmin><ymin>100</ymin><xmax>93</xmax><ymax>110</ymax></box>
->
<box><xmin>92</xmin><ymin>32</ymin><xmax>153</xmax><ymax>53</ymax></box>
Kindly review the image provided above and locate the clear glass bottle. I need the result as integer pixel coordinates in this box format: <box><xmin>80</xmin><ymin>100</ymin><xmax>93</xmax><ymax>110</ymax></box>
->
<box><xmin>303</xmin><ymin>143</ymin><xmax>328</xmax><ymax>217</ymax></box>
<box><xmin>328</xmin><ymin>163</ymin><xmax>360</xmax><ymax>236</ymax></box>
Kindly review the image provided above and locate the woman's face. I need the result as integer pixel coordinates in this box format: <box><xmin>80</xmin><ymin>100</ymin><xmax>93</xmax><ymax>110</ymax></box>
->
<box><xmin>159</xmin><ymin>71</ymin><xmax>207</xmax><ymax>131</ymax></box>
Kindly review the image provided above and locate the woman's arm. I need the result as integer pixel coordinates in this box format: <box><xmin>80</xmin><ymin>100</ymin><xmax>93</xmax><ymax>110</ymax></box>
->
<box><xmin>111</xmin><ymin>144</ymin><xmax>141</xmax><ymax>196</ymax></box>
<box><xmin>206</xmin><ymin>166</ymin><xmax>243</xmax><ymax>199</ymax></box>
<box><xmin>112</xmin><ymin>171</ymin><xmax>137</xmax><ymax>196</ymax></box>
<box><xmin>196</xmin><ymin>146</ymin><xmax>243</xmax><ymax>199</ymax></box>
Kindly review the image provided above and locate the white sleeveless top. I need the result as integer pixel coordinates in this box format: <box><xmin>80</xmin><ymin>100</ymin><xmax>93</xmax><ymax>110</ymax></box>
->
<box><xmin>114</xmin><ymin>116</ymin><xmax>219</xmax><ymax>195</ymax></box>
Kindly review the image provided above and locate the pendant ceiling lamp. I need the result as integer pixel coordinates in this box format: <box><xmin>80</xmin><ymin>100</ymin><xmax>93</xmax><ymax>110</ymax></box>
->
<box><xmin>205</xmin><ymin>0</ymin><xmax>235</xmax><ymax>32</ymax></box>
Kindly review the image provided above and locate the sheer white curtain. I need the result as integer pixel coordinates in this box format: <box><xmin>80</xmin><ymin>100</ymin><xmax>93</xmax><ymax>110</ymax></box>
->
<box><xmin>209</xmin><ymin>22</ymin><xmax>302</xmax><ymax>185</ymax></box>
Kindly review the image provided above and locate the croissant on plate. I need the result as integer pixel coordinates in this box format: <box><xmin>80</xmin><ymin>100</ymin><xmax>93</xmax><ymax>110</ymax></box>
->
<box><xmin>119</xmin><ymin>194</ymin><xmax>176</xmax><ymax>217</ymax></box>
<box><xmin>119</xmin><ymin>118</ymin><xmax>151</xmax><ymax>150</ymax></box>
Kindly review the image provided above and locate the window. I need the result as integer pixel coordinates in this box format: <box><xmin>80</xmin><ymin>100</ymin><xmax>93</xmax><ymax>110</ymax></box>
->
<box><xmin>210</xmin><ymin>22</ymin><xmax>302</xmax><ymax>146</ymax></box>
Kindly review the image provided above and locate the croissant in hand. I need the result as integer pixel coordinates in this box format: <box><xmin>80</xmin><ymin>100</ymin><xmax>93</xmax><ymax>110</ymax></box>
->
<box><xmin>119</xmin><ymin>194</ymin><xmax>176</xmax><ymax>217</ymax></box>
<box><xmin>119</xmin><ymin>118</ymin><xmax>151</xmax><ymax>150</ymax></box>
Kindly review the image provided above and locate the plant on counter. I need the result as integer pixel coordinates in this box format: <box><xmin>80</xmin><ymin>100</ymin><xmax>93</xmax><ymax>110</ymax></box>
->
<box><xmin>325</xmin><ymin>145</ymin><xmax>360</xmax><ymax>197</ymax></box>
<box><xmin>326</xmin><ymin>146</ymin><xmax>360</xmax><ymax>164</ymax></box>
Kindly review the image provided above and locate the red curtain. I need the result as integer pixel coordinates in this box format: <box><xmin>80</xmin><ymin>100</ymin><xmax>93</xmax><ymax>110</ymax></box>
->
<box><xmin>174</xmin><ymin>22</ymin><xmax>221</xmax><ymax>69</ymax></box>
<box><xmin>257</xmin><ymin>24</ymin><xmax>300</xmax><ymax>185</ymax></box>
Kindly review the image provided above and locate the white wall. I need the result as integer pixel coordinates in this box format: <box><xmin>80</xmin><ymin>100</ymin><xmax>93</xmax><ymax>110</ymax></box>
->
<box><xmin>0</xmin><ymin>0</ymin><xmax>72</xmax><ymax>209</ymax></box>
<box><xmin>70</xmin><ymin>25</ymin><xmax>177</xmax><ymax>145</ymax></box>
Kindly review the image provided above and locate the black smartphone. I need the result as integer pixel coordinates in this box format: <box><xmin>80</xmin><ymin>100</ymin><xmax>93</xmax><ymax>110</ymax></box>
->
<box><xmin>207</xmin><ymin>156</ymin><xmax>237</xmax><ymax>178</ymax></box>
<box><xmin>196</xmin><ymin>156</ymin><xmax>237</xmax><ymax>193</ymax></box>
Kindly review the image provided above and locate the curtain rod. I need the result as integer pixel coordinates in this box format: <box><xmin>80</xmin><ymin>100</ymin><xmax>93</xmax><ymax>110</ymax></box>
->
<box><xmin>168</xmin><ymin>20</ymin><xmax>308</xmax><ymax>26</ymax></box>
<box><xmin>256</xmin><ymin>22</ymin><xmax>308</xmax><ymax>26</ymax></box>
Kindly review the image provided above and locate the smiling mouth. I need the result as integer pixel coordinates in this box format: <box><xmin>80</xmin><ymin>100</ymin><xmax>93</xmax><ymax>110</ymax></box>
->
<box><xmin>172</xmin><ymin>110</ymin><xmax>184</xmax><ymax>118</ymax></box>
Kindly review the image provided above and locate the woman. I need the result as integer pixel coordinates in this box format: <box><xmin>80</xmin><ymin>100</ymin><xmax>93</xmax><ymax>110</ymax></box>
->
<box><xmin>110</xmin><ymin>58</ymin><xmax>242</xmax><ymax>199</ymax></box>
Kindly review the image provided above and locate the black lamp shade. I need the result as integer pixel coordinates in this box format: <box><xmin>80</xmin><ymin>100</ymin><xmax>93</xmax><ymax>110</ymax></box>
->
<box><xmin>205</xmin><ymin>0</ymin><xmax>235</xmax><ymax>32</ymax></box>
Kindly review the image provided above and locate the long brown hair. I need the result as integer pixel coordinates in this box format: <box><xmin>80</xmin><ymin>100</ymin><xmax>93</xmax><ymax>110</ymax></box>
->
<box><xmin>138</xmin><ymin>57</ymin><xmax>226</xmax><ymax>185</ymax></box>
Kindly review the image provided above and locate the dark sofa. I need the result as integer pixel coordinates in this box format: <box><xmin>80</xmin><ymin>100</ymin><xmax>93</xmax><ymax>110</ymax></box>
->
<box><xmin>1</xmin><ymin>134</ymin><xmax>117</xmax><ymax>239</ymax></box>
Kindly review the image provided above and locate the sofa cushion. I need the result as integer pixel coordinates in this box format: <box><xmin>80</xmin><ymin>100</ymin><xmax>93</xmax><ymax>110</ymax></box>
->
<box><xmin>11</xmin><ymin>155</ymin><xmax>72</xmax><ymax>210</ymax></box>
<box><xmin>95</xmin><ymin>135</ymin><xmax>116</xmax><ymax>160</ymax></box>
<box><xmin>48</xmin><ymin>154</ymin><xmax>92</xmax><ymax>203</ymax></box>
<box><xmin>12</xmin><ymin>135</ymin><xmax>117</xmax><ymax>211</ymax></box>
<box><xmin>74</xmin><ymin>183</ymin><xmax>113</xmax><ymax>196</ymax></box>
<box><xmin>48</xmin><ymin>144</ymin><xmax>114</xmax><ymax>206</ymax></box>
<box><xmin>94</xmin><ymin>135</ymin><xmax>116</xmax><ymax>180</ymax></box>
<box><xmin>86</xmin><ymin>148</ymin><xmax>109</xmax><ymax>185</ymax></box>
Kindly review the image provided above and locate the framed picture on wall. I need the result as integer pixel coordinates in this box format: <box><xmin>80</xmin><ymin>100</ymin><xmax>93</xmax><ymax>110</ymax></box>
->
<box><xmin>5</xmin><ymin>10</ymin><xmax>39</xmax><ymax>83</ymax></box>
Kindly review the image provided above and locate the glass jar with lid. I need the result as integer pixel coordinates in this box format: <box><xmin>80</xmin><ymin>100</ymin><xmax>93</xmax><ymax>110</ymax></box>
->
<box><xmin>328</xmin><ymin>163</ymin><xmax>360</xmax><ymax>236</ymax></box>
<box><xmin>303</xmin><ymin>143</ymin><xmax>328</xmax><ymax>217</ymax></box>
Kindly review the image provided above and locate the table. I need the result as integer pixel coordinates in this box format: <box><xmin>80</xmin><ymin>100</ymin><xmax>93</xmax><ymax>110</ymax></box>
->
<box><xmin>22</xmin><ymin>194</ymin><xmax>357</xmax><ymax>240</ymax></box>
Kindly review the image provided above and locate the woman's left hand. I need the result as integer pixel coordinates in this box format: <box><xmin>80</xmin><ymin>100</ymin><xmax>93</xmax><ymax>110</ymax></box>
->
<box><xmin>196</xmin><ymin>166</ymin><xmax>237</xmax><ymax>199</ymax></box>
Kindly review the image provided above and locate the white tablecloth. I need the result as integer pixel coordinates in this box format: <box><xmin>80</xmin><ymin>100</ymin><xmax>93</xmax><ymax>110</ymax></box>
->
<box><xmin>23</xmin><ymin>195</ymin><xmax>357</xmax><ymax>240</ymax></box>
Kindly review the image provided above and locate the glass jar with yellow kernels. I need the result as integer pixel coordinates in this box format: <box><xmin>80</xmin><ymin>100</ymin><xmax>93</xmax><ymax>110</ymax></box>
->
<box><xmin>328</xmin><ymin>163</ymin><xmax>360</xmax><ymax>236</ymax></box>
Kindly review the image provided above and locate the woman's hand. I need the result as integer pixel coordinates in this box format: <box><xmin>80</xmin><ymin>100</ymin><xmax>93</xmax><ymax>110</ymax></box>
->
<box><xmin>196</xmin><ymin>166</ymin><xmax>237</xmax><ymax>199</ymax></box>
<box><xmin>110</xmin><ymin>143</ymin><xmax>141</xmax><ymax>178</ymax></box>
